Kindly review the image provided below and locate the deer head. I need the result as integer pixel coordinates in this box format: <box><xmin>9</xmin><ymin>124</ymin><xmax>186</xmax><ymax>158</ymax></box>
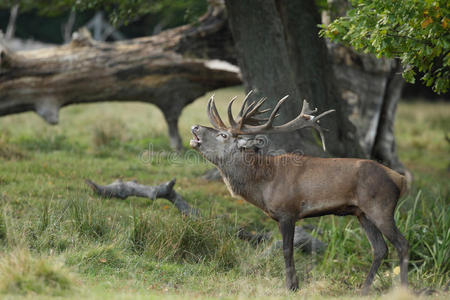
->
<box><xmin>190</xmin><ymin>91</ymin><xmax>335</xmax><ymax>164</ymax></box>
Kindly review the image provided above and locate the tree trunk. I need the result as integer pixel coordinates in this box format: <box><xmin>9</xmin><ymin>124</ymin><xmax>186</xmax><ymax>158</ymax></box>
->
<box><xmin>225</xmin><ymin>0</ymin><xmax>406</xmax><ymax>174</ymax></box>
<box><xmin>371</xmin><ymin>62</ymin><xmax>408</xmax><ymax>177</ymax></box>
<box><xmin>0</xmin><ymin>8</ymin><xmax>241</xmax><ymax>151</ymax></box>
<box><xmin>226</xmin><ymin>0</ymin><xmax>363</xmax><ymax>157</ymax></box>
<box><xmin>63</xmin><ymin>10</ymin><xmax>76</xmax><ymax>43</ymax></box>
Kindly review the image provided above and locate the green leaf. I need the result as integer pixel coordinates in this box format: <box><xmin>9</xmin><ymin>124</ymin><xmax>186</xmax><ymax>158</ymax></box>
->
<box><xmin>323</xmin><ymin>0</ymin><xmax>450</xmax><ymax>94</ymax></box>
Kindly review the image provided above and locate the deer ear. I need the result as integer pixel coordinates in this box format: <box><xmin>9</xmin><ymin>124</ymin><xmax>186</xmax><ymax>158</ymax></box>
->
<box><xmin>237</xmin><ymin>136</ymin><xmax>268</xmax><ymax>151</ymax></box>
<box><xmin>237</xmin><ymin>137</ymin><xmax>251</xmax><ymax>149</ymax></box>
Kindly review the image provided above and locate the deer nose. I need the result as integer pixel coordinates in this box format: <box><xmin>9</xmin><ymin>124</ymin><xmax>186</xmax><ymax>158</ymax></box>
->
<box><xmin>191</xmin><ymin>125</ymin><xmax>199</xmax><ymax>132</ymax></box>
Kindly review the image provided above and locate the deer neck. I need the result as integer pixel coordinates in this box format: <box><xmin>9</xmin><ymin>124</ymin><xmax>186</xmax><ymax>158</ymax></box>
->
<box><xmin>216</xmin><ymin>150</ymin><xmax>273</xmax><ymax>208</ymax></box>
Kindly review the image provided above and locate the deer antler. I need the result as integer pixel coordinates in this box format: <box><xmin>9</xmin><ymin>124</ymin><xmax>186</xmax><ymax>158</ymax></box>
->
<box><xmin>226</xmin><ymin>93</ymin><xmax>335</xmax><ymax>151</ymax></box>
<box><xmin>207</xmin><ymin>95</ymin><xmax>227</xmax><ymax>129</ymax></box>
<box><xmin>227</xmin><ymin>90</ymin><xmax>271</xmax><ymax>129</ymax></box>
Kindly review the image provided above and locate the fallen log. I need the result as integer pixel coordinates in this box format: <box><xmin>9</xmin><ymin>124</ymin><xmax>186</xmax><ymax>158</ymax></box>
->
<box><xmin>0</xmin><ymin>5</ymin><xmax>240</xmax><ymax>151</ymax></box>
<box><xmin>85</xmin><ymin>178</ymin><xmax>326</xmax><ymax>254</ymax></box>
<box><xmin>85</xmin><ymin>178</ymin><xmax>199</xmax><ymax>217</ymax></box>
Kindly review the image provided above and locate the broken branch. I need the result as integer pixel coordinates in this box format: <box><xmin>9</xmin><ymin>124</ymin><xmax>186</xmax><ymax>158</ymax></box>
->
<box><xmin>85</xmin><ymin>178</ymin><xmax>199</xmax><ymax>217</ymax></box>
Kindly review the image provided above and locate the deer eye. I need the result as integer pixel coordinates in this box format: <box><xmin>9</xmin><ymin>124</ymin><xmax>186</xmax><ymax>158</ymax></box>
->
<box><xmin>218</xmin><ymin>133</ymin><xmax>228</xmax><ymax>139</ymax></box>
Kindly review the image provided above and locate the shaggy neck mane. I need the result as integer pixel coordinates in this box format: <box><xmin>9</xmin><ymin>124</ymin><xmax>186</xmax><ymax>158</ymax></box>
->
<box><xmin>222</xmin><ymin>149</ymin><xmax>272</xmax><ymax>174</ymax></box>
<box><xmin>215</xmin><ymin>150</ymin><xmax>306</xmax><ymax>200</ymax></box>
<box><xmin>216</xmin><ymin>150</ymin><xmax>270</xmax><ymax>199</ymax></box>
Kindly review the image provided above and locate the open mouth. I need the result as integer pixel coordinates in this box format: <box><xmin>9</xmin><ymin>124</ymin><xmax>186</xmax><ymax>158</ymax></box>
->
<box><xmin>190</xmin><ymin>130</ymin><xmax>201</xmax><ymax>147</ymax></box>
<box><xmin>193</xmin><ymin>131</ymin><xmax>200</xmax><ymax>141</ymax></box>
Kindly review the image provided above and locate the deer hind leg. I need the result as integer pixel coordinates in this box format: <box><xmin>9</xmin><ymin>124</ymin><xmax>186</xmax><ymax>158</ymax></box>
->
<box><xmin>279</xmin><ymin>218</ymin><xmax>299</xmax><ymax>291</ymax></box>
<box><xmin>363</xmin><ymin>210</ymin><xmax>409</xmax><ymax>287</ymax></box>
<box><xmin>374</xmin><ymin>219</ymin><xmax>409</xmax><ymax>287</ymax></box>
<box><xmin>358</xmin><ymin>214</ymin><xmax>388</xmax><ymax>295</ymax></box>
<box><xmin>357</xmin><ymin>162</ymin><xmax>409</xmax><ymax>287</ymax></box>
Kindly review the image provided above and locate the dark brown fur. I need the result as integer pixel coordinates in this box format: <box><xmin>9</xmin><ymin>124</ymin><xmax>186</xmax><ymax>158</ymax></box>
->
<box><xmin>191</xmin><ymin>123</ymin><xmax>409</xmax><ymax>294</ymax></box>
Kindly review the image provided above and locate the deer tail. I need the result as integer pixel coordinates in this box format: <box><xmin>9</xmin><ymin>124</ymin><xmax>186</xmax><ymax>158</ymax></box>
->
<box><xmin>380</xmin><ymin>165</ymin><xmax>409</xmax><ymax>198</ymax></box>
<box><xmin>399</xmin><ymin>175</ymin><xmax>408</xmax><ymax>198</ymax></box>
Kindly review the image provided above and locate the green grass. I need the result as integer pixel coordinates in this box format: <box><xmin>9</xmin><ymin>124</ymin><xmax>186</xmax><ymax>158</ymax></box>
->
<box><xmin>0</xmin><ymin>86</ymin><xmax>448</xmax><ymax>299</ymax></box>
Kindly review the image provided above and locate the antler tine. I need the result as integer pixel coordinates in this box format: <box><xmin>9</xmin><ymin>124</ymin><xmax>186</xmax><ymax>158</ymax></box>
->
<box><xmin>316</xmin><ymin>126</ymin><xmax>328</xmax><ymax>151</ymax></box>
<box><xmin>258</xmin><ymin>108</ymin><xmax>271</xmax><ymax>114</ymax></box>
<box><xmin>264</xmin><ymin>95</ymin><xmax>290</xmax><ymax>128</ymax></box>
<box><xmin>227</xmin><ymin>96</ymin><xmax>238</xmax><ymax>128</ymax></box>
<box><xmin>230</xmin><ymin>95</ymin><xmax>289</xmax><ymax>134</ymax></box>
<box><xmin>244</xmin><ymin>97</ymin><xmax>268</xmax><ymax>119</ymax></box>
<box><xmin>207</xmin><ymin>95</ymin><xmax>227</xmax><ymax>129</ymax></box>
<box><xmin>234</xmin><ymin>96</ymin><xmax>280</xmax><ymax>133</ymax></box>
<box><xmin>275</xmin><ymin>100</ymin><xmax>334</xmax><ymax>151</ymax></box>
<box><xmin>206</xmin><ymin>96</ymin><xmax>218</xmax><ymax>128</ymax></box>
<box><xmin>211</xmin><ymin>98</ymin><xmax>227</xmax><ymax>129</ymax></box>
<box><xmin>299</xmin><ymin>101</ymin><xmax>333</xmax><ymax>151</ymax></box>
<box><xmin>240</xmin><ymin>99</ymin><xmax>259</xmax><ymax>121</ymax></box>
<box><xmin>237</xmin><ymin>90</ymin><xmax>254</xmax><ymax>118</ymax></box>
<box><xmin>313</xmin><ymin>108</ymin><xmax>335</xmax><ymax>121</ymax></box>
<box><xmin>270</xmin><ymin>100</ymin><xmax>335</xmax><ymax>132</ymax></box>
<box><xmin>233</xmin><ymin>97</ymin><xmax>335</xmax><ymax>151</ymax></box>
<box><xmin>300</xmin><ymin>99</ymin><xmax>318</xmax><ymax>116</ymax></box>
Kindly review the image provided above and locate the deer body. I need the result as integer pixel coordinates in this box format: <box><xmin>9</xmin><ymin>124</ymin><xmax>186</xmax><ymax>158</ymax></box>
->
<box><xmin>191</xmin><ymin>93</ymin><xmax>409</xmax><ymax>294</ymax></box>
<box><xmin>214</xmin><ymin>149</ymin><xmax>406</xmax><ymax>221</ymax></box>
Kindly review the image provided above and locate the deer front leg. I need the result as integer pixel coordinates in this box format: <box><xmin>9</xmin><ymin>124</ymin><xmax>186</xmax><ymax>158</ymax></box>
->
<box><xmin>279</xmin><ymin>218</ymin><xmax>298</xmax><ymax>291</ymax></box>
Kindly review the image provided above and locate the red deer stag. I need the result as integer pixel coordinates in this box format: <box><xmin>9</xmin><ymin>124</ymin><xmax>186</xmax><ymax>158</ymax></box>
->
<box><xmin>190</xmin><ymin>92</ymin><xmax>409</xmax><ymax>293</ymax></box>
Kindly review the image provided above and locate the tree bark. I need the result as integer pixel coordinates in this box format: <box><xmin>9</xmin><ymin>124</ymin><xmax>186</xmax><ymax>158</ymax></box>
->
<box><xmin>371</xmin><ymin>62</ymin><xmax>405</xmax><ymax>173</ymax></box>
<box><xmin>0</xmin><ymin>8</ymin><xmax>241</xmax><ymax>151</ymax></box>
<box><xmin>226</xmin><ymin>0</ymin><xmax>363</xmax><ymax>157</ymax></box>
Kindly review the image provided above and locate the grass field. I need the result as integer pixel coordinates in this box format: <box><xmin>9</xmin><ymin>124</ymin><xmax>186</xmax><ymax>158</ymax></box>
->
<box><xmin>0</xmin><ymin>86</ymin><xmax>448</xmax><ymax>299</ymax></box>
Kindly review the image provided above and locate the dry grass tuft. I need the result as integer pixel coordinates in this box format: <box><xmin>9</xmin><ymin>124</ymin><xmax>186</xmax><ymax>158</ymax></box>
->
<box><xmin>0</xmin><ymin>140</ymin><xmax>25</xmax><ymax>160</ymax></box>
<box><xmin>0</xmin><ymin>249</ymin><xmax>75</xmax><ymax>296</ymax></box>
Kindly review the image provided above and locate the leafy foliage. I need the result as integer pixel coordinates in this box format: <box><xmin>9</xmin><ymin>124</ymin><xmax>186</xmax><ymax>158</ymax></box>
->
<box><xmin>0</xmin><ymin>0</ymin><xmax>75</xmax><ymax>16</ymax></box>
<box><xmin>1</xmin><ymin>0</ymin><xmax>207</xmax><ymax>27</ymax></box>
<box><xmin>321</xmin><ymin>0</ymin><xmax>450</xmax><ymax>94</ymax></box>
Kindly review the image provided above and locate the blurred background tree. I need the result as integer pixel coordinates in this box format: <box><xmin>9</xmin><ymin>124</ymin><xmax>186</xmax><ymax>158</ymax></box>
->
<box><xmin>0</xmin><ymin>0</ymin><xmax>207</xmax><ymax>43</ymax></box>
<box><xmin>0</xmin><ymin>0</ymin><xmax>448</xmax><ymax>171</ymax></box>
<box><xmin>1</xmin><ymin>0</ymin><xmax>447</xmax><ymax>99</ymax></box>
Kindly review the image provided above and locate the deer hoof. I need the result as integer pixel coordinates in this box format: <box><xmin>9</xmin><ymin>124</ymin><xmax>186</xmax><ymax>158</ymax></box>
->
<box><xmin>360</xmin><ymin>286</ymin><xmax>370</xmax><ymax>296</ymax></box>
<box><xmin>286</xmin><ymin>276</ymin><xmax>299</xmax><ymax>291</ymax></box>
